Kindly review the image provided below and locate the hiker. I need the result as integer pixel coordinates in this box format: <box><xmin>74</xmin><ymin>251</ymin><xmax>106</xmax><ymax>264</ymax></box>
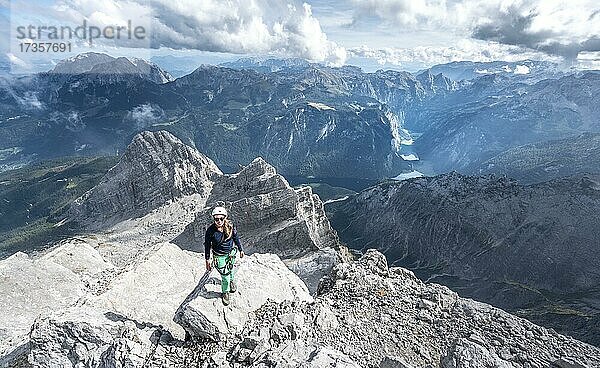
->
<box><xmin>204</xmin><ymin>206</ymin><xmax>244</xmax><ymax>306</ymax></box>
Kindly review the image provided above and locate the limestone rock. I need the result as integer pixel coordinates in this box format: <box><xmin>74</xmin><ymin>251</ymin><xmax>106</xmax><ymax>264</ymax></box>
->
<box><xmin>379</xmin><ymin>356</ymin><xmax>415</xmax><ymax>368</ymax></box>
<box><xmin>297</xmin><ymin>347</ymin><xmax>361</xmax><ymax>367</ymax></box>
<box><xmin>43</xmin><ymin>238</ymin><xmax>115</xmax><ymax>285</ymax></box>
<box><xmin>0</xmin><ymin>251</ymin><xmax>87</xmax><ymax>364</ymax></box>
<box><xmin>174</xmin><ymin>253</ymin><xmax>312</xmax><ymax>341</ymax></box>
<box><xmin>90</xmin><ymin>243</ymin><xmax>205</xmax><ymax>340</ymax></box>
<box><xmin>177</xmin><ymin>157</ymin><xmax>344</xmax><ymax>293</ymax></box>
<box><xmin>28</xmin><ymin>307</ymin><xmax>155</xmax><ymax>368</ymax></box>
<box><xmin>441</xmin><ymin>339</ymin><xmax>514</xmax><ymax>368</ymax></box>
<box><xmin>284</xmin><ymin>247</ymin><xmax>339</xmax><ymax>296</ymax></box>
<box><xmin>68</xmin><ymin>130</ymin><xmax>221</xmax><ymax>228</ymax></box>
<box><xmin>232</xmin><ymin>250</ymin><xmax>600</xmax><ymax>368</ymax></box>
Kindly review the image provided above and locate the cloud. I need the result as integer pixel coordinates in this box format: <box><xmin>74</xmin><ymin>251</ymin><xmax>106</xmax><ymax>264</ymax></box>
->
<box><xmin>471</xmin><ymin>1</ymin><xmax>600</xmax><ymax>61</ymax></box>
<box><xmin>53</xmin><ymin>0</ymin><xmax>346</xmax><ymax>65</ymax></box>
<box><xmin>16</xmin><ymin>91</ymin><xmax>45</xmax><ymax>110</ymax></box>
<box><xmin>6</xmin><ymin>53</ymin><xmax>30</xmax><ymax>69</ymax></box>
<box><xmin>350</xmin><ymin>0</ymin><xmax>600</xmax><ymax>61</ymax></box>
<box><xmin>348</xmin><ymin>39</ymin><xmax>562</xmax><ymax>67</ymax></box>
<box><xmin>125</xmin><ymin>103</ymin><xmax>165</xmax><ymax>129</ymax></box>
<box><xmin>350</xmin><ymin>0</ymin><xmax>450</xmax><ymax>29</ymax></box>
<box><xmin>576</xmin><ymin>51</ymin><xmax>600</xmax><ymax>70</ymax></box>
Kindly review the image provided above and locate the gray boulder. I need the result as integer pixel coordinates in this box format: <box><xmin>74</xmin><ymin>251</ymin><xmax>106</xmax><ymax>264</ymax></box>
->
<box><xmin>174</xmin><ymin>253</ymin><xmax>312</xmax><ymax>341</ymax></box>
<box><xmin>28</xmin><ymin>307</ymin><xmax>154</xmax><ymax>368</ymax></box>
<box><xmin>0</xmin><ymin>250</ymin><xmax>90</xmax><ymax>365</ymax></box>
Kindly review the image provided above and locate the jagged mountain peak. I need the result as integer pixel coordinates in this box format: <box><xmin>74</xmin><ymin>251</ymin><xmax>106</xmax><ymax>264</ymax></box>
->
<box><xmin>122</xmin><ymin>130</ymin><xmax>220</xmax><ymax>172</ymax></box>
<box><xmin>416</xmin><ymin>69</ymin><xmax>456</xmax><ymax>93</ymax></box>
<box><xmin>67</xmin><ymin>130</ymin><xmax>221</xmax><ymax>227</ymax></box>
<box><xmin>234</xmin><ymin>156</ymin><xmax>277</xmax><ymax>178</ymax></box>
<box><xmin>206</xmin><ymin>155</ymin><xmax>293</xmax><ymax>206</ymax></box>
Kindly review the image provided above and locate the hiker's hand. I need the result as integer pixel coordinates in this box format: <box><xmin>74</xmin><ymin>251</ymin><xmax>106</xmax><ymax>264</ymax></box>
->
<box><xmin>205</xmin><ymin>260</ymin><xmax>211</xmax><ymax>270</ymax></box>
<box><xmin>239</xmin><ymin>251</ymin><xmax>244</xmax><ymax>258</ymax></box>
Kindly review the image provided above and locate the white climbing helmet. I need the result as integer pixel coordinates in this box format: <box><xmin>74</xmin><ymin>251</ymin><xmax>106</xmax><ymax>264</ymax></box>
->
<box><xmin>211</xmin><ymin>206</ymin><xmax>228</xmax><ymax>218</ymax></box>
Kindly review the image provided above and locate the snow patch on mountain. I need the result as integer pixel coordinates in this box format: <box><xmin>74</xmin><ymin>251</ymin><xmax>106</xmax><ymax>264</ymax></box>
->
<box><xmin>514</xmin><ymin>65</ymin><xmax>531</xmax><ymax>74</ymax></box>
<box><xmin>307</xmin><ymin>102</ymin><xmax>336</xmax><ymax>111</ymax></box>
<box><xmin>324</xmin><ymin>195</ymin><xmax>349</xmax><ymax>204</ymax></box>
<box><xmin>400</xmin><ymin>153</ymin><xmax>419</xmax><ymax>161</ymax></box>
<box><xmin>317</xmin><ymin>117</ymin><xmax>337</xmax><ymax>142</ymax></box>
<box><xmin>392</xmin><ymin>170</ymin><xmax>424</xmax><ymax>181</ymax></box>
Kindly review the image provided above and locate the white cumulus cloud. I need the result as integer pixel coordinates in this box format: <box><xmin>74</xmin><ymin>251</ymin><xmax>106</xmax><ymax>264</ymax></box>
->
<box><xmin>54</xmin><ymin>0</ymin><xmax>347</xmax><ymax>65</ymax></box>
<box><xmin>348</xmin><ymin>39</ymin><xmax>562</xmax><ymax>67</ymax></box>
<box><xmin>350</xmin><ymin>0</ymin><xmax>600</xmax><ymax>61</ymax></box>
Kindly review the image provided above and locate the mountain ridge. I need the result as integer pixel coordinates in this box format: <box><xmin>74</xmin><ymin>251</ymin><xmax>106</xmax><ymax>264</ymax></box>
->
<box><xmin>327</xmin><ymin>170</ymin><xmax>600</xmax><ymax>346</ymax></box>
<box><xmin>1</xmin><ymin>130</ymin><xmax>599</xmax><ymax>367</ymax></box>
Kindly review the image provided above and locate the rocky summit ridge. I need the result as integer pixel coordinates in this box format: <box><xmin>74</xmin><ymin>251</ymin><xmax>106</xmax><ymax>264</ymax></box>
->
<box><xmin>1</xmin><ymin>131</ymin><xmax>599</xmax><ymax>367</ymax></box>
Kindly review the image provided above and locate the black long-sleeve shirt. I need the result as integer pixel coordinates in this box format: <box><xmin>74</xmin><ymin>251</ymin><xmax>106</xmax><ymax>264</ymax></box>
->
<box><xmin>204</xmin><ymin>223</ymin><xmax>243</xmax><ymax>260</ymax></box>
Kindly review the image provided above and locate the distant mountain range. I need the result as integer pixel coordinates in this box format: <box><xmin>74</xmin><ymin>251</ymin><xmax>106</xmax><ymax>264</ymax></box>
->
<box><xmin>2</xmin><ymin>130</ymin><xmax>599</xmax><ymax>367</ymax></box>
<box><xmin>408</xmin><ymin>71</ymin><xmax>600</xmax><ymax>176</ymax></box>
<box><xmin>422</xmin><ymin>59</ymin><xmax>565</xmax><ymax>82</ymax></box>
<box><xmin>220</xmin><ymin>57</ymin><xmax>312</xmax><ymax>72</ymax></box>
<box><xmin>1</xmin><ymin>54</ymin><xmax>453</xmax><ymax>179</ymax></box>
<box><xmin>2</xmin><ymin>53</ymin><xmax>598</xmax><ymax>185</ymax></box>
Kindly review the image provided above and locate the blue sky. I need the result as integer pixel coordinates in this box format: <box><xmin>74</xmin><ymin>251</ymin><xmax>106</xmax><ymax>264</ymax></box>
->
<box><xmin>2</xmin><ymin>0</ymin><xmax>599</xmax><ymax>73</ymax></box>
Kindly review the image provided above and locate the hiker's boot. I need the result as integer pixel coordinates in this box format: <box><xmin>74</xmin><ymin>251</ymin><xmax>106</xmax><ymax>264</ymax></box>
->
<box><xmin>230</xmin><ymin>280</ymin><xmax>237</xmax><ymax>293</ymax></box>
<box><xmin>222</xmin><ymin>292</ymin><xmax>230</xmax><ymax>306</ymax></box>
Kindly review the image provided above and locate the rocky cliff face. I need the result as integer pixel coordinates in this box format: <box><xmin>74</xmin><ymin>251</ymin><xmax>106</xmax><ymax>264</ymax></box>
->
<box><xmin>327</xmin><ymin>172</ymin><xmax>600</xmax><ymax>346</ymax></box>
<box><xmin>67</xmin><ymin>130</ymin><xmax>222</xmax><ymax>228</ymax></box>
<box><xmin>175</xmin><ymin>156</ymin><xmax>347</xmax><ymax>292</ymax></box>
<box><xmin>476</xmin><ymin>132</ymin><xmax>600</xmax><ymax>184</ymax></box>
<box><xmin>65</xmin><ymin>130</ymin><xmax>344</xmax><ymax>291</ymax></box>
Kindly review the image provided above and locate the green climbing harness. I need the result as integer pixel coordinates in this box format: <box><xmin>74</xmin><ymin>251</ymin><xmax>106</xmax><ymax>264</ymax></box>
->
<box><xmin>212</xmin><ymin>248</ymin><xmax>237</xmax><ymax>276</ymax></box>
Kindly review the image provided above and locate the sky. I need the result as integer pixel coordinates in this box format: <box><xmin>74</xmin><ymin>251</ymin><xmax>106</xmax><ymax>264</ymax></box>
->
<box><xmin>1</xmin><ymin>0</ymin><xmax>599</xmax><ymax>73</ymax></box>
